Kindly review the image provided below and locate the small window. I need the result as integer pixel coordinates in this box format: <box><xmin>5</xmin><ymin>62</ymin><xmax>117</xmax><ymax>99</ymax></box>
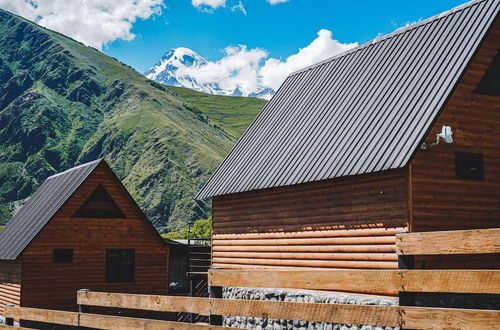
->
<box><xmin>54</xmin><ymin>249</ymin><xmax>73</xmax><ymax>263</ymax></box>
<box><xmin>455</xmin><ymin>152</ymin><xmax>484</xmax><ymax>180</ymax></box>
<box><xmin>106</xmin><ymin>249</ymin><xmax>135</xmax><ymax>283</ymax></box>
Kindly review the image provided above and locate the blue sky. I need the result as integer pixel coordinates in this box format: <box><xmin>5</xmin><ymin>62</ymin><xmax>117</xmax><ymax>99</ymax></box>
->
<box><xmin>0</xmin><ymin>0</ymin><xmax>467</xmax><ymax>95</ymax></box>
<box><xmin>104</xmin><ymin>0</ymin><xmax>465</xmax><ymax>73</ymax></box>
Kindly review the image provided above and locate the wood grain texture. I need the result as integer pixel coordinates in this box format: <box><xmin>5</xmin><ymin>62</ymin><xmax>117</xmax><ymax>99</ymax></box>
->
<box><xmin>401</xmin><ymin>306</ymin><xmax>500</xmax><ymax>330</ymax></box>
<box><xmin>410</xmin><ymin>17</ymin><xmax>500</xmax><ymax>235</ymax></box>
<box><xmin>3</xmin><ymin>306</ymin><xmax>225</xmax><ymax>330</ymax></box>
<box><xmin>18</xmin><ymin>162</ymin><xmax>169</xmax><ymax>312</ymax></box>
<box><xmin>77</xmin><ymin>291</ymin><xmax>500</xmax><ymax>328</ymax></box>
<box><xmin>212</xmin><ymin>170</ymin><xmax>408</xmax><ymax>272</ymax></box>
<box><xmin>77</xmin><ymin>291</ymin><xmax>400</xmax><ymax>326</ymax></box>
<box><xmin>0</xmin><ymin>261</ymin><xmax>21</xmax><ymax>313</ymax></box>
<box><xmin>396</xmin><ymin>228</ymin><xmax>500</xmax><ymax>255</ymax></box>
<box><xmin>209</xmin><ymin>269</ymin><xmax>500</xmax><ymax>294</ymax></box>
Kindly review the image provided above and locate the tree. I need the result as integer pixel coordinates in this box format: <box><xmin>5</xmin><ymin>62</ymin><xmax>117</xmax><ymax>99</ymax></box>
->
<box><xmin>162</xmin><ymin>218</ymin><xmax>212</xmax><ymax>239</ymax></box>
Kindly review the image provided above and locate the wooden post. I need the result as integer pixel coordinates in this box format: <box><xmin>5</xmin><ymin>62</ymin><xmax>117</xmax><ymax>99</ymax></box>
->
<box><xmin>209</xmin><ymin>267</ymin><xmax>223</xmax><ymax>326</ymax></box>
<box><xmin>398</xmin><ymin>254</ymin><xmax>416</xmax><ymax>306</ymax></box>
<box><xmin>78</xmin><ymin>289</ymin><xmax>90</xmax><ymax>313</ymax></box>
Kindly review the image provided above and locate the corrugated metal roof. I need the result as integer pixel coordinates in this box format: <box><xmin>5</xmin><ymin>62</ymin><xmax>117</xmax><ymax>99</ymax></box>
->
<box><xmin>197</xmin><ymin>0</ymin><xmax>499</xmax><ymax>199</ymax></box>
<box><xmin>0</xmin><ymin>159</ymin><xmax>102</xmax><ymax>260</ymax></box>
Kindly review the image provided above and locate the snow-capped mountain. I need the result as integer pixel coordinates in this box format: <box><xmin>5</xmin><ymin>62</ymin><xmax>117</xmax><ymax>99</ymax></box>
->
<box><xmin>144</xmin><ymin>47</ymin><xmax>274</xmax><ymax>99</ymax></box>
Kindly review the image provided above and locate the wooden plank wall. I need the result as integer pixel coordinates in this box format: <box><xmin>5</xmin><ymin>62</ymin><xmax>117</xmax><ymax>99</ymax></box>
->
<box><xmin>212</xmin><ymin>170</ymin><xmax>408</xmax><ymax>271</ymax></box>
<box><xmin>410</xmin><ymin>17</ymin><xmax>500</xmax><ymax>269</ymax></box>
<box><xmin>20</xmin><ymin>163</ymin><xmax>169</xmax><ymax>311</ymax></box>
<box><xmin>0</xmin><ymin>261</ymin><xmax>21</xmax><ymax>313</ymax></box>
<box><xmin>411</xmin><ymin>17</ymin><xmax>500</xmax><ymax>233</ymax></box>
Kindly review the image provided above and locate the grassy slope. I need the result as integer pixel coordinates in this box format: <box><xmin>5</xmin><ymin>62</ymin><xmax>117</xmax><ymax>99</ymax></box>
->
<box><xmin>0</xmin><ymin>9</ymin><xmax>265</xmax><ymax>231</ymax></box>
<box><xmin>168</xmin><ymin>86</ymin><xmax>265</xmax><ymax>139</ymax></box>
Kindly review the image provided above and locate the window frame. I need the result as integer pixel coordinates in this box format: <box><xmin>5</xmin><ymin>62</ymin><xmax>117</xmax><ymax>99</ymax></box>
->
<box><xmin>53</xmin><ymin>249</ymin><xmax>73</xmax><ymax>263</ymax></box>
<box><xmin>455</xmin><ymin>151</ymin><xmax>484</xmax><ymax>181</ymax></box>
<box><xmin>105</xmin><ymin>249</ymin><xmax>135</xmax><ymax>283</ymax></box>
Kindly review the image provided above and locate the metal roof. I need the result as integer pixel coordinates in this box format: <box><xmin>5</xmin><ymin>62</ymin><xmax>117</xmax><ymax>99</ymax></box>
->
<box><xmin>197</xmin><ymin>0</ymin><xmax>499</xmax><ymax>199</ymax></box>
<box><xmin>0</xmin><ymin>159</ymin><xmax>102</xmax><ymax>260</ymax></box>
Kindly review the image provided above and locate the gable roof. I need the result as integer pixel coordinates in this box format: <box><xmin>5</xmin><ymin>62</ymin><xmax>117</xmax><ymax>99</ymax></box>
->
<box><xmin>197</xmin><ymin>0</ymin><xmax>500</xmax><ymax>199</ymax></box>
<box><xmin>0</xmin><ymin>159</ymin><xmax>164</xmax><ymax>260</ymax></box>
<box><xmin>0</xmin><ymin>160</ymin><xmax>101</xmax><ymax>260</ymax></box>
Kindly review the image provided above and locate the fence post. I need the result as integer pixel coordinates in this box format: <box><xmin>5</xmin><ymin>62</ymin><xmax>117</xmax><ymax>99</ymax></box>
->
<box><xmin>209</xmin><ymin>267</ymin><xmax>223</xmax><ymax>326</ymax></box>
<box><xmin>78</xmin><ymin>289</ymin><xmax>90</xmax><ymax>313</ymax></box>
<box><xmin>5</xmin><ymin>304</ymin><xmax>14</xmax><ymax>326</ymax></box>
<box><xmin>398</xmin><ymin>254</ymin><xmax>416</xmax><ymax>306</ymax></box>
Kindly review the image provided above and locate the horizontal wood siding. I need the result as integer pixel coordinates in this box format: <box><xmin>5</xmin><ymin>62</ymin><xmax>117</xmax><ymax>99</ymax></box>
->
<box><xmin>20</xmin><ymin>163</ymin><xmax>168</xmax><ymax>311</ymax></box>
<box><xmin>0</xmin><ymin>261</ymin><xmax>21</xmax><ymax>313</ymax></box>
<box><xmin>212</xmin><ymin>170</ymin><xmax>408</xmax><ymax>271</ymax></box>
<box><xmin>411</xmin><ymin>17</ymin><xmax>500</xmax><ymax>233</ymax></box>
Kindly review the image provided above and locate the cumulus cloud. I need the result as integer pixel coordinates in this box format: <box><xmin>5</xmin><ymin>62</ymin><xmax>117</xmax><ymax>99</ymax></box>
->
<box><xmin>267</xmin><ymin>0</ymin><xmax>290</xmax><ymax>4</ymax></box>
<box><xmin>261</xmin><ymin>29</ymin><xmax>357</xmax><ymax>90</ymax></box>
<box><xmin>192</xmin><ymin>0</ymin><xmax>226</xmax><ymax>12</ymax></box>
<box><xmin>179</xmin><ymin>45</ymin><xmax>267</xmax><ymax>96</ymax></box>
<box><xmin>230</xmin><ymin>1</ymin><xmax>247</xmax><ymax>15</ymax></box>
<box><xmin>0</xmin><ymin>0</ymin><xmax>164</xmax><ymax>50</ymax></box>
<box><xmin>178</xmin><ymin>29</ymin><xmax>357</xmax><ymax>97</ymax></box>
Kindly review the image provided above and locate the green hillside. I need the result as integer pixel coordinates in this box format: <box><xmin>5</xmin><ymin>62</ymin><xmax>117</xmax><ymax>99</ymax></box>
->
<box><xmin>0</xmin><ymin>9</ymin><xmax>266</xmax><ymax>232</ymax></box>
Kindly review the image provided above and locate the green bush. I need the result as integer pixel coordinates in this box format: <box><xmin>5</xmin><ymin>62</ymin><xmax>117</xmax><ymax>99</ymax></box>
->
<box><xmin>162</xmin><ymin>218</ymin><xmax>212</xmax><ymax>239</ymax></box>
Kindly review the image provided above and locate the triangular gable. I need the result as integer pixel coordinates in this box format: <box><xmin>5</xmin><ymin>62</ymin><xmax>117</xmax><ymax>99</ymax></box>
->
<box><xmin>0</xmin><ymin>159</ymin><xmax>164</xmax><ymax>260</ymax></box>
<box><xmin>197</xmin><ymin>0</ymin><xmax>500</xmax><ymax>199</ymax></box>
<box><xmin>73</xmin><ymin>184</ymin><xmax>126</xmax><ymax>218</ymax></box>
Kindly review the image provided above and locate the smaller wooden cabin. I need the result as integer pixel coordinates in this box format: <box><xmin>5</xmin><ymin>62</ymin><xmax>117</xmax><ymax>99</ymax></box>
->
<box><xmin>0</xmin><ymin>159</ymin><xmax>169</xmax><ymax>313</ymax></box>
<box><xmin>197</xmin><ymin>0</ymin><xmax>500</xmax><ymax>279</ymax></box>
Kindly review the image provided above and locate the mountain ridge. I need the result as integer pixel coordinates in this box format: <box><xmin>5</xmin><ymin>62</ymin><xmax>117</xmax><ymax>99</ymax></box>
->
<box><xmin>0</xmin><ymin>9</ymin><xmax>266</xmax><ymax>231</ymax></box>
<box><xmin>144</xmin><ymin>47</ymin><xmax>275</xmax><ymax>99</ymax></box>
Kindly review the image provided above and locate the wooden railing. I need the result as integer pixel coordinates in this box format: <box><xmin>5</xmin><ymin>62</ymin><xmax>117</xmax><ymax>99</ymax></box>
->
<box><xmin>3</xmin><ymin>227</ymin><xmax>500</xmax><ymax>329</ymax></box>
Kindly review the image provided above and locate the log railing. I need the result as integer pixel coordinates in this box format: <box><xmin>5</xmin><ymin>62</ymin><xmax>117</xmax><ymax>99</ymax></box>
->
<box><xmin>3</xmin><ymin>227</ymin><xmax>500</xmax><ymax>329</ymax></box>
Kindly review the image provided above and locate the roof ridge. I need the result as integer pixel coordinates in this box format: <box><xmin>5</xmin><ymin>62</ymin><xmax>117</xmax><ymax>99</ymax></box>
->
<box><xmin>290</xmin><ymin>0</ymin><xmax>490</xmax><ymax>76</ymax></box>
<box><xmin>48</xmin><ymin>159</ymin><xmax>103</xmax><ymax>179</ymax></box>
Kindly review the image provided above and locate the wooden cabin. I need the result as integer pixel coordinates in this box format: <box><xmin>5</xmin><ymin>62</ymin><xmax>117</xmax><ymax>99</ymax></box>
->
<box><xmin>0</xmin><ymin>159</ymin><xmax>169</xmax><ymax>313</ymax></box>
<box><xmin>197</xmin><ymin>0</ymin><xmax>500</xmax><ymax>275</ymax></box>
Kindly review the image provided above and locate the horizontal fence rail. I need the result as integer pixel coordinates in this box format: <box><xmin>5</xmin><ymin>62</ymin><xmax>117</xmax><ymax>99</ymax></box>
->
<box><xmin>208</xmin><ymin>269</ymin><xmax>500</xmax><ymax>294</ymax></box>
<box><xmin>3</xmin><ymin>306</ymin><xmax>225</xmax><ymax>330</ymax></box>
<box><xmin>396</xmin><ymin>228</ymin><xmax>500</xmax><ymax>255</ymax></box>
<box><xmin>76</xmin><ymin>291</ymin><xmax>500</xmax><ymax>329</ymax></box>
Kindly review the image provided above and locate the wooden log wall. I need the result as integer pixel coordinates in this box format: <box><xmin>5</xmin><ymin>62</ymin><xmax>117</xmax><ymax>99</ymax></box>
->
<box><xmin>212</xmin><ymin>170</ymin><xmax>408</xmax><ymax>270</ymax></box>
<box><xmin>0</xmin><ymin>261</ymin><xmax>21</xmax><ymax>313</ymax></box>
<box><xmin>19</xmin><ymin>163</ymin><xmax>169</xmax><ymax>312</ymax></box>
<box><xmin>409</xmin><ymin>17</ymin><xmax>500</xmax><ymax>269</ymax></box>
<box><xmin>410</xmin><ymin>17</ymin><xmax>500</xmax><ymax>233</ymax></box>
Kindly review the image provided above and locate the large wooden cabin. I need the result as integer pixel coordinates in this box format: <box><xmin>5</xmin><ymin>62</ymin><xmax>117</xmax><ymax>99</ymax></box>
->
<box><xmin>0</xmin><ymin>159</ymin><xmax>169</xmax><ymax>312</ymax></box>
<box><xmin>197</xmin><ymin>0</ymin><xmax>500</xmax><ymax>275</ymax></box>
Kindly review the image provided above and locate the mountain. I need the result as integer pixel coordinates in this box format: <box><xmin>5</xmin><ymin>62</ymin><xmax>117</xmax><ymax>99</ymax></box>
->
<box><xmin>0</xmin><ymin>9</ymin><xmax>266</xmax><ymax>232</ymax></box>
<box><xmin>144</xmin><ymin>47</ymin><xmax>275</xmax><ymax>99</ymax></box>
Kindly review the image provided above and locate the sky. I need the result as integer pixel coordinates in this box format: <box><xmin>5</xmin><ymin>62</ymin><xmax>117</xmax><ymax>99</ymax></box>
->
<box><xmin>0</xmin><ymin>0</ymin><xmax>467</xmax><ymax>95</ymax></box>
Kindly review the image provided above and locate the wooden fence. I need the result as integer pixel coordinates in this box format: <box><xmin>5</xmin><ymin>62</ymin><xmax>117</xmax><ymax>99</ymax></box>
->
<box><xmin>3</xmin><ymin>228</ymin><xmax>500</xmax><ymax>329</ymax></box>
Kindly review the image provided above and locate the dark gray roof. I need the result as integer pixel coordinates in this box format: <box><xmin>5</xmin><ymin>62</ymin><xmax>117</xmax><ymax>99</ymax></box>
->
<box><xmin>197</xmin><ymin>0</ymin><xmax>499</xmax><ymax>199</ymax></box>
<box><xmin>0</xmin><ymin>159</ymin><xmax>102</xmax><ymax>260</ymax></box>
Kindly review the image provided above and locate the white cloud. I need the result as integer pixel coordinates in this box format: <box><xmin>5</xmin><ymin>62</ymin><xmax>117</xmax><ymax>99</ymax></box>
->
<box><xmin>178</xmin><ymin>45</ymin><xmax>267</xmax><ymax>96</ymax></box>
<box><xmin>261</xmin><ymin>29</ymin><xmax>357</xmax><ymax>90</ymax></box>
<box><xmin>176</xmin><ymin>29</ymin><xmax>357</xmax><ymax>98</ymax></box>
<box><xmin>0</xmin><ymin>0</ymin><xmax>164</xmax><ymax>50</ymax></box>
<box><xmin>230</xmin><ymin>1</ymin><xmax>247</xmax><ymax>15</ymax></box>
<box><xmin>192</xmin><ymin>0</ymin><xmax>226</xmax><ymax>12</ymax></box>
<box><xmin>267</xmin><ymin>0</ymin><xmax>290</xmax><ymax>4</ymax></box>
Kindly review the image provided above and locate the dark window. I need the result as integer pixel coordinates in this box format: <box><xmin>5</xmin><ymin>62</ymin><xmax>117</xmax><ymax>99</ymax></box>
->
<box><xmin>73</xmin><ymin>185</ymin><xmax>126</xmax><ymax>218</ymax></box>
<box><xmin>106</xmin><ymin>249</ymin><xmax>135</xmax><ymax>282</ymax></box>
<box><xmin>455</xmin><ymin>152</ymin><xmax>484</xmax><ymax>180</ymax></box>
<box><xmin>54</xmin><ymin>249</ymin><xmax>73</xmax><ymax>263</ymax></box>
<box><xmin>476</xmin><ymin>50</ymin><xmax>500</xmax><ymax>96</ymax></box>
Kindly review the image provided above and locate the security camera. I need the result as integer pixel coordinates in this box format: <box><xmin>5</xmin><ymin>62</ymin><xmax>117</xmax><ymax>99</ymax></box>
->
<box><xmin>437</xmin><ymin>125</ymin><xmax>453</xmax><ymax>144</ymax></box>
<box><xmin>420</xmin><ymin>125</ymin><xmax>453</xmax><ymax>150</ymax></box>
